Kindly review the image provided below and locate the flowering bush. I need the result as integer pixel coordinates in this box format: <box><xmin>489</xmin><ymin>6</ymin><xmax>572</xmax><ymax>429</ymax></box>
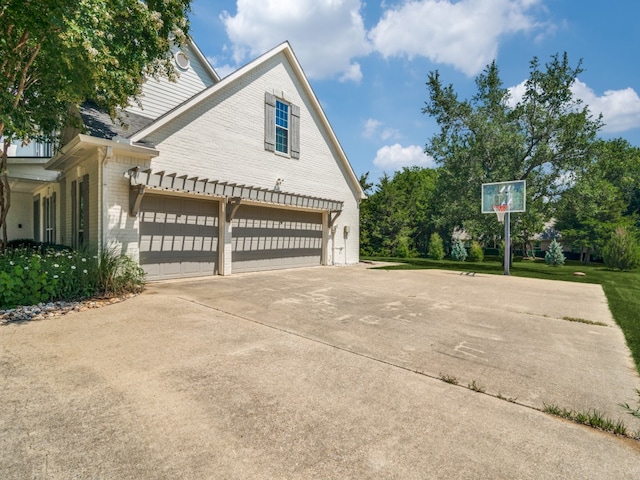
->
<box><xmin>0</xmin><ymin>245</ymin><xmax>144</xmax><ymax>308</ymax></box>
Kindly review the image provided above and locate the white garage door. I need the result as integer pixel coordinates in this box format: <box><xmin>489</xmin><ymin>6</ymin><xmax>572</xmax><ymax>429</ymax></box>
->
<box><xmin>232</xmin><ymin>205</ymin><xmax>323</xmax><ymax>273</ymax></box>
<box><xmin>139</xmin><ymin>194</ymin><xmax>219</xmax><ymax>280</ymax></box>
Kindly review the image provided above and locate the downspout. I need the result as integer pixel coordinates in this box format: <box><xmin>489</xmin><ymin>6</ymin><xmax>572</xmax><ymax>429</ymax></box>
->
<box><xmin>328</xmin><ymin>210</ymin><xmax>341</xmax><ymax>266</ymax></box>
<box><xmin>98</xmin><ymin>146</ymin><xmax>112</xmax><ymax>252</ymax></box>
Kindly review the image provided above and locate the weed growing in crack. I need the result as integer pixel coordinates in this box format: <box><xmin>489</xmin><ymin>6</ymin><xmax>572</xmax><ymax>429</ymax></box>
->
<box><xmin>562</xmin><ymin>316</ymin><xmax>608</xmax><ymax>327</ymax></box>
<box><xmin>497</xmin><ymin>392</ymin><xmax>518</xmax><ymax>403</ymax></box>
<box><xmin>468</xmin><ymin>380</ymin><xmax>486</xmax><ymax>393</ymax></box>
<box><xmin>619</xmin><ymin>389</ymin><xmax>640</xmax><ymax>419</ymax></box>
<box><xmin>439</xmin><ymin>373</ymin><xmax>459</xmax><ymax>385</ymax></box>
<box><xmin>544</xmin><ymin>403</ymin><xmax>632</xmax><ymax>438</ymax></box>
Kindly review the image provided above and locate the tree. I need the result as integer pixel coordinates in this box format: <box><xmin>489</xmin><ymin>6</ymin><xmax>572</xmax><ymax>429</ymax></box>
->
<box><xmin>0</xmin><ymin>0</ymin><xmax>192</xmax><ymax>249</ymax></box>
<box><xmin>450</xmin><ymin>238</ymin><xmax>467</xmax><ymax>261</ymax></box>
<box><xmin>590</xmin><ymin>139</ymin><xmax>640</xmax><ymax>227</ymax></box>
<box><xmin>554</xmin><ymin>139</ymin><xmax>639</xmax><ymax>263</ymax></box>
<box><xmin>359</xmin><ymin>167</ymin><xmax>437</xmax><ymax>256</ymax></box>
<box><xmin>423</xmin><ymin>53</ymin><xmax>602</xmax><ymax>244</ymax></box>
<box><xmin>554</xmin><ymin>174</ymin><xmax>628</xmax><ymax>263</ymax></box>
<box><xmin>468</xmin><ymin>241</ymin><xmax>484</xmax><ymax>262</ymax></box>
<box><xmin>545</xmin><ymin>239</ymin><xmax>566</xmax><ymax>266</ymax></box>
<box><xmin>602</xmin><ymin>227</ymin><xmax>640</xmax><ymax>271</ymax></box>
<box><xmin>428</xmin><ymin>233</ymin><xmax>444</xmax><ymax>260</ymax></box>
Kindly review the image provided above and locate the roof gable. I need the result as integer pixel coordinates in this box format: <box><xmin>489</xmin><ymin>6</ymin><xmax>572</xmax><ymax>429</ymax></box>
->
<box><xmin>130</xmin><ymin>42</ymin><xmax>364</xmax><ymax>200</ymax></box>
<box><xmin>125</xmin><ymin>39</ymin><xmax>220</xmax><ymax>121</ymax></box>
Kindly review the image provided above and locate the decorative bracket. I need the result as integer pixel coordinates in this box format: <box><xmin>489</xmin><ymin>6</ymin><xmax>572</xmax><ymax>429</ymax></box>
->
<box><xmin>328</xmin><ymin>210</ymin><xmax>342</xmax><ymax>228</ymax></box>
<box><xmin>129</xmin><ymin>184</ymin><xmax>146</xmax><ymax>217</ymax></box>
<box><xmin>226</xmin><ymin>197</ymin><xmax>242</xmax><ymax>223</ymax></box>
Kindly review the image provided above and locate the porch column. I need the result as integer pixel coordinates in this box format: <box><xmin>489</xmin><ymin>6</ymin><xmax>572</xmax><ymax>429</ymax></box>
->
<box><xmin>219</xmin><ymin>201</ymin><xmax>233</xmax><ymax>276</ymax></box>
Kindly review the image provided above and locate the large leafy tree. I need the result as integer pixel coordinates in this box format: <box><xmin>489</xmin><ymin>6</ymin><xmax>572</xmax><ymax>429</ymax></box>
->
<box><xmin>590</xmin><ymin>139</ymin><xmax>640</xmax><ymax>226</ymax></box>
<box><xmin>554</xmin><ymin>175</ymin><xmax>628</xmax><ymax>263</ymax></box>
<box><xmin>423</xmin><ymin>53</ymin><xmax>603</xmax><ymax>243</ymax></box>
<box><xmin>360</xmin><ymin>167</ymin><xmax>438</xmax><ymax>257</ymax></box>
<box><xmin>0</xmin><ymin>0</ymin><xmax>192</xmax><ymax>249</ymax></box>
<box><xmin>553</xmin><ymin>138</ymin><xmax>640</xmax><ymax>263</ymax></box>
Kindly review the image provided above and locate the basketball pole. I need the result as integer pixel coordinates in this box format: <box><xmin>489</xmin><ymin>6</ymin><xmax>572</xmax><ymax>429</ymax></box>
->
<box><xmin>504</xmin><ymin>210</ymin><xmax>510</xmax><ymax>276</ymax></box>
<box><xmin>504</xmin><ymin>187</ymin><xmax>511</xmax><ymax>276</ymax></box>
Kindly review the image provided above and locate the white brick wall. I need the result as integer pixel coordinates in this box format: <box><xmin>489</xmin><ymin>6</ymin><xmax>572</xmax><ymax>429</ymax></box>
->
<box><xmin>140</xmin><ymin>52</ymin><xmax>361</xmax><ymax>265</ymax></box>
<box><xmin>103</xmin><ymin>154</ymin><xmax>153</xmax><ymax>262</ymax></box>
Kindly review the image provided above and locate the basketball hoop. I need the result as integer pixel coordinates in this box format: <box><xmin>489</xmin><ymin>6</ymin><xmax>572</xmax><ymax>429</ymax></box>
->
<box><xmin>493</xmin><ymin>204</ymin><xmax>509</xmax><ymax>223</ymax></box>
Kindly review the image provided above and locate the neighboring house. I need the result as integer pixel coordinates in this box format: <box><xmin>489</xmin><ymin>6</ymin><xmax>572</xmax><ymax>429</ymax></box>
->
<box><xmin>5</xmin><ymin>40</ymin><xmax>364</xmax><ymax>280</ymax></box>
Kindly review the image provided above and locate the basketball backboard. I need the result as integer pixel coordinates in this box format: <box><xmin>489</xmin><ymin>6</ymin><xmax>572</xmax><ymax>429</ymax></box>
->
<box><xmin>481</xmin><ymin>180</ymin><xmax>526</xmax><ymax>214</ymax></box>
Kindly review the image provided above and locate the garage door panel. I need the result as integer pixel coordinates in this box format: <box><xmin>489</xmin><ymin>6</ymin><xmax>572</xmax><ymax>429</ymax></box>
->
<box><xmin>139</xmin><ymin>194</ymin><xmax>219</xmax><ymax>280</ymax></box>
<box><xmin>232</xmin><ymin>205</ymin><xmax>322</xmax><ymax>273</ymax></box>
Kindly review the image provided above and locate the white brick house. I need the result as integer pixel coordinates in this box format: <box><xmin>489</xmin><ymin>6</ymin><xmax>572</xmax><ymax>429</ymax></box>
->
<box><xmin>5</xmin><ymin>40</ymin><xmax>364</xmax><ymax>280</ymax></box>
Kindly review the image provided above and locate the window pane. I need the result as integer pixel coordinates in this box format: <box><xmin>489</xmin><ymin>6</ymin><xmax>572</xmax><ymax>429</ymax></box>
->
<box><xmin>276</xmin><ymin>126</ymin><xmax>288</xmax><ymax>153</ymax></box>
<box><xmin>276</xmin><ymin>100</ymin><xmax>288</xmax><ymax>128</ymax></box>
<box><xmin>275</xmin><ymin>99</ymin><xmax>289</xmax><ymax>153</ymax></box>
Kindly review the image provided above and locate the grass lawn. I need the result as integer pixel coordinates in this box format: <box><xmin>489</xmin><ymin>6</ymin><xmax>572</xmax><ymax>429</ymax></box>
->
<box><xmin>364</xmin><ymin>256</ymin><xmax>640</xmax><ymax>374</ymax></box>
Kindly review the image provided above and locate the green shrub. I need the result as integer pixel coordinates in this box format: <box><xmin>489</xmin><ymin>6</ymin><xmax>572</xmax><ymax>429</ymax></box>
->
<box><xmin>450</xmin><ymin>238</ymin><xmax>467</xmax><ymax>261</ymax></box>
<box><xmin>468</xmin><ymin>241</ymin><xmax>484</xmax><ymax>262</ymax></box>
<box><xmin>545</xmin><ymin>239</ymin><xmax>566</xmax><ymax>266</ymax></box>
<box><xmin>96</xmin><ymin>248</ymin><xmax>146</xmax><ymax>296</ymax></box>
<box><xmin>0</xmin><ymin>245</ymin><xmax>145</xmax><ymax>308</ymax></box>
<box><xmin>602</xmin><ymin>227</ymin><xmax>640</xmax><ymax>271</ymax></box>
<box><xmin>428</xmin><ymin>233</ymin><xmax>444</xmax><ymax>260</ymax></box>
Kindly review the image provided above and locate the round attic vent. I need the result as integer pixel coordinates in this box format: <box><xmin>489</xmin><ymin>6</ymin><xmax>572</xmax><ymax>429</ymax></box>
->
<box><xmin>175</xmin><ymin>51</ymin><xmax>190</xmax><ymax>70</ymax></box>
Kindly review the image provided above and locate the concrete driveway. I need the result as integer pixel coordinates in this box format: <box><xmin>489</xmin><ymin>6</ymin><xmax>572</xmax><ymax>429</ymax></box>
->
<box><xmin>2</xmin><ymin>265</ymin><xmax>640</xmax><ymax>479</ymax></box>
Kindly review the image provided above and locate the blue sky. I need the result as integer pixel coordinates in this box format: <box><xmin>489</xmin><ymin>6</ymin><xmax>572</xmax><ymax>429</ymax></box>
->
<box><xmin>188</xmin><ymin>0</ymin><xmax>640</xmax><ymax>181</ymax></box>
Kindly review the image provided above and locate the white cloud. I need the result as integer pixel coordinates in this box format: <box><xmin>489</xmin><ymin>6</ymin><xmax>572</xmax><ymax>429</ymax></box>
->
<box><xmin>363</xmin><ymin>119</ymin><xmax>382</xmax><ymax>139</ymax></box>
<box><xmin>571</xmin><ymin>79</ymin><xmax>640</xmax><ymax>133</ymax></box>
<box><xmin>206</xmin><ymin>56</ymin><xmax>235</xmax><ymax>78</ymax></box>
<box><xmin>339</xmin><ymin>62</ymin><xmax>363</xmax><ymax>83</ymax></box>
<box><xmin>507</xmin><ymin>79</ymin><xmax>640</xmax><ymax>133</ymax></box>
<box><xmin>220</xmin><ymin>0</ymin><xmax>371</xmax><ymax>81</ymax></box>
<box><xmin>369</xmin><ymin>0</ymin><xmax>544</xmax><ymax>76</ymax></box>
<box><xmin>373</xmin><ymin>144</ymin><xmax>436</xmax><ymax>170</ymax></box>
<box><xmin>363</xmin><ymin>118</ymin><xmax>401</xmax><ymax>141</ymax></box>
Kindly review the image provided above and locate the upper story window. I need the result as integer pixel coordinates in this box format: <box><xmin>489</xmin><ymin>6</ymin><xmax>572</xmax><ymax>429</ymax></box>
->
<box><xmin>265</xmin><ymin>92</ymin><xmax>300</xmax><ymax>159</ymax></box>
<box><xmin>275</xmin><ymin>100</ymin><xmax>289</xmax><ymax>154</ymax></box>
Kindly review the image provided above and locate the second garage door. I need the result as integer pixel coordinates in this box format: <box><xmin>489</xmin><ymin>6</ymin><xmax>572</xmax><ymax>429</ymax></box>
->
<box><xmin>232</xmin><ymin>205</ymin><xmax>323</xmax><ymax>273</ymax></box>
<box><xmin>139</xmin><ymin>194</ymin><xmax>219</xmax><ymax>280</ymax></box>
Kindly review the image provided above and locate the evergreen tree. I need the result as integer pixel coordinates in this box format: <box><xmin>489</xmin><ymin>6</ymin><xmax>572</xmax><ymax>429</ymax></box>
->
<box><xmin>545</xmin><ymin>240</ymin><xmax>566</xmax><ymax>266</ymax></box>
<box><xmin>450</xmin><ymin>238</ymin><xmax>467</xmax><ymax>261</ymax></box>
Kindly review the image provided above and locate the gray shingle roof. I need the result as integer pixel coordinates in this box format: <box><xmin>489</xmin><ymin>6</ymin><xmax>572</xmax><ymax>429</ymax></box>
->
<box><xmin>80</xmin><ymin>103</ymin><xmax>155</xmax><ymax>140</ymax></box>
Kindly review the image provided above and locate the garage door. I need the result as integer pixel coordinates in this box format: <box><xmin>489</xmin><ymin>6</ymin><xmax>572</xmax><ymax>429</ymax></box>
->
<box><xmin>139</xmin><ymin>194</ymin><xmax>219</xmax><ymax>280</ymax></box>
<box><xmin>232</xmin><ymin>205</ymin><xmax>323</xmax><ymax>273</ymax></box>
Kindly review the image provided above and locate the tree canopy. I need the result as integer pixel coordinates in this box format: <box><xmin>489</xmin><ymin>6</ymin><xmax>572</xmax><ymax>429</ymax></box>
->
<box><xmin>553</xmin><ymin>138</ymin><xmax>640</xmax><ymax>262</ymax></box>
<box><xmin>360</xmin><ymin>167</ymin><xmax>437</xmax><ymax>257</ymax></box>
<box><xmin>423</xmin><ymin>53</ymin><xmax>603</xmax><ymax>241</ymax></box>
<box><xmin>0</xmin><ymin>0</ymin><xmax>192</xmax><ymax>248</ymax></box>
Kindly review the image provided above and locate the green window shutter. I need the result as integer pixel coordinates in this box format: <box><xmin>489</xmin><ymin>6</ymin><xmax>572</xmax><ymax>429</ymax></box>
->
<box><xmin>291</xmin><ymin>103</ymin><xmax>300</xmax><ymax>159</ymax></box>
<box><xmin>265</xmin><ymin>92</ymin><xmax>276</xmax><ymax>152</ymax></box>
